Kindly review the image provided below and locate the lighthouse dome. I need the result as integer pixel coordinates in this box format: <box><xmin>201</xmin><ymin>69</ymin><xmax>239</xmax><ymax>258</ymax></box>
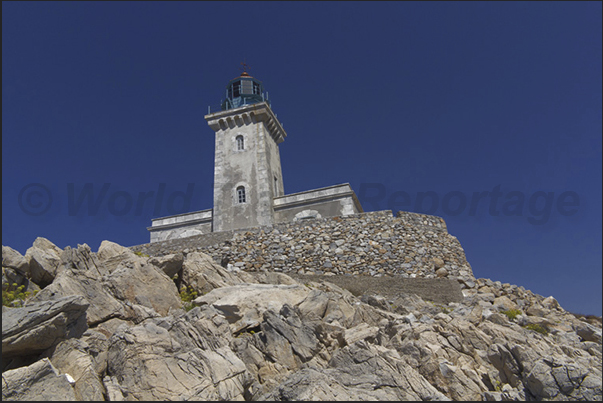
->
<box><xmin>221</xmin><ymin>71</ymin><xmax>269</xmax><ymax>111</ymax></box>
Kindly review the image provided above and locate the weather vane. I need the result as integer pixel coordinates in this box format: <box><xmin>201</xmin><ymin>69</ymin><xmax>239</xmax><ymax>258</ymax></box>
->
<box><xmin>240</xmin><ymin>59</ymin><xmax>250</xmax><ymax>75</ymax></box>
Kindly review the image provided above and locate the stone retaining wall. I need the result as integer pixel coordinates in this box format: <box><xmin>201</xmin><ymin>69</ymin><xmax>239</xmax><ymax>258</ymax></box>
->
<box><xmin>130</xmin><ymin>210</ymin><xmax>475</xmax><ymax>284</ymax></box>
<box><xmin>290</xmin><ymin>274</ymin><xmax>465</xmax><ymax>305</ymax></box>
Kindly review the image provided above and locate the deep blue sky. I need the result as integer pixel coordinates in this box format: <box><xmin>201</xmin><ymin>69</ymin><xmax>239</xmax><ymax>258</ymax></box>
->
<box><xmin>3</xmin><ymin>2</ymin><xmax>601</xmax><ymax>315</ymax></box>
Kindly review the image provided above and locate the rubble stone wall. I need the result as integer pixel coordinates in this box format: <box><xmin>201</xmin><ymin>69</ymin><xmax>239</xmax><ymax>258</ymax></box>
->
<box><xmin>130</xmin><ymin>210</ymin><xmax>474</xmax><ymax>282</ymax></box>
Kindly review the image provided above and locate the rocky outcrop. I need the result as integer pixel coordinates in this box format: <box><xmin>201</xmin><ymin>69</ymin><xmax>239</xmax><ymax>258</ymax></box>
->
<box><xmin>106</xmin><ymin>307</ymin><xmax>252</xmax><ymax>400</ymax></box>
<box><xmin>24</xmin><ymin>237</ymin><xmax>63</xmax><ymax>287</ymax></box>
<box><xmin>258</xmin><ymin>341</ymin><xmax>449</xmax><ymax>401</ymax></box>
<box><xmin>2</xmin><ymin>358</ymin><xmax>77</xmax><ymax>401</ymax></box>
<box><xmin>29</xmin><ymin>242</ymin><xmax>181</xmax><ymax>325</ymax></box>
<box><xmin>194</xmin><ymin>284</ymin><xmax>311</xmax><ymax>333</ymax></box>
<box><xmin>2</xmin><ymin>246</ymin><xmax>30</xmax><ymax>274</ymax></box>
<box><xmin>181</xmin><ymin>251</ymin><xmax>244</xmax><ymax>293</ymax></box>
<box><xmin>30</xmin><ymin>245</ymin><xmax>126</xmax><ymax>326</ymax></box>
<box><xmin>2</xmin><ymin>295</ymin><xmax>89</xmax><ymax>361</ymax></box>
<box><xmin>2</xmin><ymin>237</ymin><xmax>602</xmax><ymax>401</ymax></box>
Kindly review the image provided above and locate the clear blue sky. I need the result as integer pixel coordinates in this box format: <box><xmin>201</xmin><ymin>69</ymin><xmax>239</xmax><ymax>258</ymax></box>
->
<box><xmin>3</xmin><ymin>2</ymin><xmax>601</xmax><ymax>316</ymax></box>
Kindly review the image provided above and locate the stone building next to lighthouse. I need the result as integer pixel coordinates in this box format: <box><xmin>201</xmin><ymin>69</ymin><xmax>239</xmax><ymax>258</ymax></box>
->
<box><xmin>148</xmin><ymin>69</ymin><xmax>364</xmax><ymax>242</ymax></box>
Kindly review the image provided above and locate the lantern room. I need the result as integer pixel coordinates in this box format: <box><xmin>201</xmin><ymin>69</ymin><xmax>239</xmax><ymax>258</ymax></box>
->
<box><xmin>221</xmin><ymin>71</ymin><xmax>270</xmax><ymax>111</ymax></box>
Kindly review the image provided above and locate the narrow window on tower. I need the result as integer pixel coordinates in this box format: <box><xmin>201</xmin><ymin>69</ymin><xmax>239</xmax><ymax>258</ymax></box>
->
<box><xmin>232</xmin><ymin>81</ymin><xmax>241</xmax><ymax>97</ymax></box>
<box><xmin>236</xmin><ymin>135</ymin><xmax>244</xmax><ymax>151</ymax></box>
<box><xmin>274</xmin><ymin>176</ymin><xmax>278</xmax><ymax>195</ymax></box>
<box><xmin>236</xmin><ymin>186</ymin><xmax>246</xmax><ymax>204</ymax></box>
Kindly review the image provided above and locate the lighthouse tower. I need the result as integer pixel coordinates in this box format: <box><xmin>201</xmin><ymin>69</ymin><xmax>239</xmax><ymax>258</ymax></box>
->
<box><xmin>205</xmin><ymin>69</ymin><xmax>287</xmax><ymax>232</ymax></box>
<box><xmin>147</xmin><ymin>67</ymin><xmax>363</xmax><ymax>243</ymax></box>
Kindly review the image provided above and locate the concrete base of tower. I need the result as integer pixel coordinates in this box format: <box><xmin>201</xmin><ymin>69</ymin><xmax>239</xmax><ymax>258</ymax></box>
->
<box><xmin>147</xmin><ymin>183</ymin><xmax>363</xmax><ymax>243</ymax></box>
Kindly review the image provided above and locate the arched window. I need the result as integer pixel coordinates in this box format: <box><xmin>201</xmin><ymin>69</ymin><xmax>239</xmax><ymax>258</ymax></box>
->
<box><xmin>236</xmin><ymin>186</ymin><xmax>246</xmax><ymax>203</ymax></box>
<box><xmin>236</xmin><ymin>135</ymin><xmax>244</xmax><ymax>151</ymax></box>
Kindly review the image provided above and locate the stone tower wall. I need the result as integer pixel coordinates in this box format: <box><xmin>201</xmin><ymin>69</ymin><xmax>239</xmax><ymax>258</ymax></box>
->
<box><xmin>207</xmin><ymin>103</ymin><xmax>286</xmax><ymax>232</ymax></box>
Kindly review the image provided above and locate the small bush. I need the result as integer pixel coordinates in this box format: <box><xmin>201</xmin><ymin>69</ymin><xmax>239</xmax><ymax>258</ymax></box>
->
<box><xmin>502</xmin><ymin>309</ymin><xmax>521</xmax><ymax>321</ymax></box>
<box><xmin>2</xmin><ymin>282</ymin><xmax>38</xmax><ymax>307</ymax></box>
<box><xmin>134</xmin><ymin>251</ymin><xmax>149</xmax><ymax>257</ymax></box>
<box><xmin>523</xmin><ymin>323</ymin><xmax>549</xmax><ymax>335</ymax></box>
<box><xmin>179</xmin><ymin>286</ymin><xmax>198</xmax><ymax>311</ymax></box>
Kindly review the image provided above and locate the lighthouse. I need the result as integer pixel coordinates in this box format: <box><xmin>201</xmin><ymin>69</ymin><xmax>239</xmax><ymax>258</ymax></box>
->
<box><xmin>205</xmin><ymin>68</ymin><xmax>286</xmax><ymax>232</ymax></box>
<box><xmin>148</xmin><ymin>67</ymin><xmax>363</xmax><ymax>242</ymax></box>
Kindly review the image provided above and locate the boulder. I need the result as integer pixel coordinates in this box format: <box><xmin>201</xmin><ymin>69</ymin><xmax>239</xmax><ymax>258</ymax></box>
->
<box><xmin>29</xmin><ymin>244</ymin><xmax>126</xmax><ymax>326</ymax></box>
<box><xmin>103</xmin><ymin>376</ymin><xmax>125</xmax><ymax>401</ymax></box>
<box><xmin>261</xmin><ymin>305</ymin><xmax>321</xmax><ymax>363</ymax></box>
<box><xmin>47</xmin><ymin>337</ymin><xmax>105</xmax><ymax>401</ymax></box>
<box><xmin>493</xmin><ymin>295</ymin><xmax>518</xmax><ymax>312</ymax></box>
<box><xmin>574</xmin><ymin>320</ymin><xmax>602</xmax><ymax>343</ymax></box>
<box><xmin>194</xmin><ymin>283</ymin><xmax>310</xmax><ymax>333</ymax></box>
<box><xmin>297</xmin><ymin>289</ymin><xmax>332</xmax><ymax>320</ymax></box>
<box><xmin>24</xmin><ymin>237</ymin><xmax>63</xmax><ymax>287</ymax></box>
<box><xmin>241</xmin><ymin>271</ymin><xmax>299</xmax><ymax>286</ymax></box>
<box><xmin>96</xmin><ymin>240</ymin><xmax>131</xmax><ymax>262</ymax></box>
<box><xmin>182</xmin><ymin>251</ymin><xmax>243</xmax><ymax>294</ymax></box>
<box><xmin>2</xmin><ymin>245</ymin><xmax>30</xmax><ymax>275</ymax></box>
<box><xmin>104</xmin><ymin>260</ymin><xmax>181</xmax><ymax>317</ymax></box>
<box><xmin>106</xmin><ymin>312</ymin><xmax>251</xmax><ymax>400</ymax></box>
<box><xmin>344</xmin><ymin>322</ymin><xmax>380</xmax><ymax>345</ymax></box>
<box><xmin>148</xmin><ymin>253</ymin><xmax>184</xmax><ymax>278</ymax></box>
<box><xmin>2</xmin><ymin>295</ymin><xmax>89</xmax><ymax>359</ymax></box>
<box><xmin>1</xmin><ymin>358</ymin><xmax>77</xmax><ymax>401</ymax></box>
<box><xmin>96</xmin><ymin>240</ymin><xmax>146</xmax><ymax>274</ymax></box>
<box><xmin>260</xmin><ymin>341</ymin><xmax>448</xmax><ymax>401</ymax></box>
<box><xmin>541</xmin><ymin>296</ymin><xmax>560</xmax><ymax>310</ymax></box>
<box><xmin>486</xmin><ymin>343</ymin><xmax>522</xmax><ymax>387</ymax></box>
<box><xmin>525</xmin><ymin>359</ymin><xmax>561</xmax><ymax>399</ymax></box>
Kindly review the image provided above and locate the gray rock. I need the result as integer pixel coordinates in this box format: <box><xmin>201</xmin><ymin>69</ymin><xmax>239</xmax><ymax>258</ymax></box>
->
<box><xmin>262</xmin><ymin>304</ymin><xmax>320</xmax><ymax>362</ymax></box>
<box><xmin>575</xmin><ymin>320</ymin><xmax>602</xmax><ymax>343</ymax></box>
<box><xmin>487</xmin><ymin>343</ymin><xmax>521</xmax><ymax>387</ymax></box>
<box><xmin>24</xmin><ymin>237</ymin><xmax>63</xmax><ymax>287</ymax></box>
<box><xmin>47</xmin><ymin>337</ymin><xmax>105</xmax><ymax>401</ymax></box>
<box><xmin>96</xmin><ymin>240</ymin><xmax>133</xmax><ymax>262</ymax></box>
<box><xmin>195</xmin><ymin>283</ymin><xmax>309</xmax><ymax>333</ymax></box>
<box><xmin>103</xmin><ymin>376</ymin><xmax>125</xmax><ymax>401</ymax></box>
<box><xmin>107</xmin><ymin>311</ymin><xmax>251</xmax><ymax>400</ymax></box>
<box><xmin>29</xmin><ymin>244</ymin><xmax>126</xmax><ymax>326</ymax></box>
<box><xmin>261</xmin><ymin>341</ymin><xmax>449</xmax><ymax>400</ymax></box>
<box><xmin>344</xmin><ymin>322</ymin><xmax>380</xmax><ymax>345</ymax></box>
<box><xmin>525</xmin><ymin>360</ymin><xmax>560</xmax><ymax>399</ymax></box>
<box><xmin>104</xmin><ymin>260</ymin><xmax>181</xmax><ymax>317</ymax></box>
<box><xmin>149</xmin><ymin>253</ymin><xmax>184</xmax><ymax>278</ymax></box>
<box><xmin>1</xmin><ymin>237</ymin><xmax>601</xmax><ymax>402</ymax></box>
<box><xmin>2</xmin><ymin>295</ymin><xmax>88</xmax><ymax>359</ymax></box>
<box><xmin>182</xmin><ymin>251</ymin><xmax>243</xmax><ymax>294</ymax></box>
<box><xmin>297</xmin><ymin>288</ymin><xmax>331</xmax><ymax>320</ymax></box>
<box><xmin>436</xmin><ymin>267</ymin><xmax>448</xmax><ymax>277</ymax></box>
<box><xmin>96</xmin><ymin>240</ymin><xmax>146</xmax><ymax>274</ymax></box>
<box><xmin>2</xmin><ymin>245</ymin><xmax>30</xmax><ymax>275</ymax></box>
<box><xmin>1</xmin><ymin>358</ymin><xmax>77</xmax><ymax>401</ymax></box>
